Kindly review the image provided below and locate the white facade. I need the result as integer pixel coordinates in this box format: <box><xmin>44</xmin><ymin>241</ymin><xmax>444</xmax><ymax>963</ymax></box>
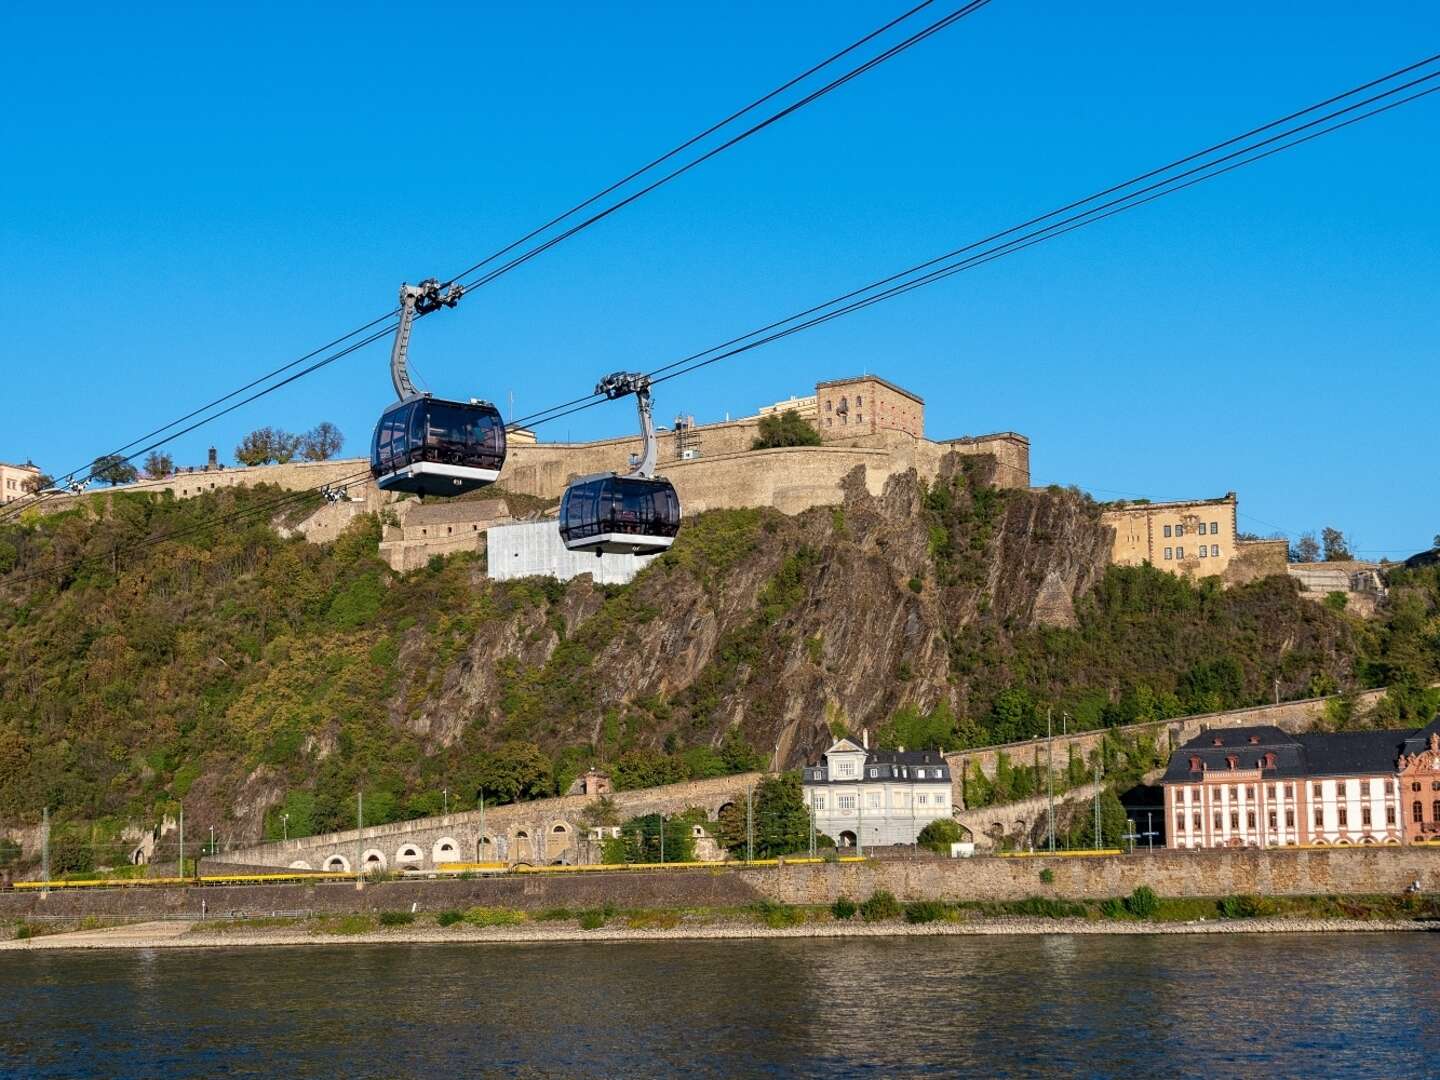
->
<box><xmin>0</xmin><ymin>462</ymin><xmax>40</xmax><ymax>505</ymax></box>
<box><xmin>803</xmin><ymin>738</ymin><xmax>953</xmax><ymax>848</ymax></box>
<box><xmin>1166</xmin><ymin>774</ymin><xmax>1403</xmax><ymax>849</ymax></box>
<box><xmin>485</xmin><ymin>520</ymin><xmax>660</xmax><ymax>586</ymax></box>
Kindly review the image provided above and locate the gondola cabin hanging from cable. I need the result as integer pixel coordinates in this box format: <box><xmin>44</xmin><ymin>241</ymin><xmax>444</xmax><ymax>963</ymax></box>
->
<box><xmin>369</xmin><ymin>279</ymin><xmax>507</xmax><ymax>496</ymax></box>
<box><xmin>559</xmin><ymin>372</ymin><xmax>681</xmax><ymax>555</ymax></box>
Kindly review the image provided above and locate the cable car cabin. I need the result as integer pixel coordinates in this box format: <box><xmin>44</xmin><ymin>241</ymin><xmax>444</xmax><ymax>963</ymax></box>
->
<box><xmin>370</xmin><ymin>396</ymin><xmax>506</xmax><ymax>496</ymax></box>
<box><xmin>559</xmin><ymin>474</ymin><xmax>681</xmax><ymax>555</ymax></box>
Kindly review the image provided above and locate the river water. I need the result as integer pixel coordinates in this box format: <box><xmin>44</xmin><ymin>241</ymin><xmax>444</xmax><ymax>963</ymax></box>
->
<box><xmin>2</xmin><ymin>933</ymin><xmax>1436</xmax><ymax>1077</ymax></box>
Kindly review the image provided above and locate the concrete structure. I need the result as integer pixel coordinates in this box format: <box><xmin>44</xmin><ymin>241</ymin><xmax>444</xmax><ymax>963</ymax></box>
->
<box><xmin>1161</xmin><ymin>718</ymin><xmax>1440</xmax><ymax>849</ymax></box>
<box><xmin>803</xmin><ymin>737</ymin><xmax>952</xmax><ymax>848</ymax></box>
<box><xmin>486</xmin><ymin>520</ymin><xmax>660</xmax><ymax>586</ymax></box>
<box><xmin>210</xmin><ymin>772</ymin><xmax>760</xmax><ymax>872</ymax></box>
<box><xmin>0</xmin><ymin>461</ymin><xmax>40</xmax><ymax>505</ymax></box>
<box><xmin>1289</xmin><ymin>560</ymin><xmax>1388</xmax><ymax>617</ymax></box>
<box><xmin>815</xmin><ymin>376</ymin><xmax>923</xmax><ymax>440</ymax></box>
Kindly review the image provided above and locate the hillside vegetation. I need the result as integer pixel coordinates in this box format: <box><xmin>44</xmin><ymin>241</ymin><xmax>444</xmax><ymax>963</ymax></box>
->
<box><xmin>1</xmin><ymin>456</ymin><xmax>1436</xmax><ymax>851</ymax></box>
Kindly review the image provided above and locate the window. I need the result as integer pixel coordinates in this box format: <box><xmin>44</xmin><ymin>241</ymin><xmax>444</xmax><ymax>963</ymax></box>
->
<box><xmin>1210</xmin><ymin>520</ymin><xmax>1219</xmax><ymax>533</ymax></box>
<box><xmin>1163</xmin><ymin>525</ymin><xmax>1172</xmax><ymax>538</ymax></box>
<box><xmin>1211</xmin><ymin>545</ymin><xmax>1220</xmax><ymax>557</ymax></box>
<box><xmin>838</xmin><ymin>795</ymin><xmax>857</xmax><ymax>810</ymax></box>
<box><xmin>1164</xmin><ymin>547</ymin><xmax>1173</xmax><ymax>560</ymax></box>
<box><xmin>1247</xmin><ymin>786</ymin><xmax>1256</xmax><ymax>799</ymax></box>
<box><xmin>1286</xmin><ymin>784</ymin><xmax>1295</xmax><ymax>798</ymax></box>
<box><xmin>1362</xmin><ymin>807</ymin><xmax>1372</xmax><ymax>826</ymax></box>
<box><xmin>1230</xmin><ymin>811</ymin><xmax>1239</xmax><ymax>829</ymax></box>
<box><xmin>825</xmin><ymin>400</ymin><xmax>832</xmax><ymax>412</ymax></box>
<box><xmin>1199</xmin><ymin>546</ymin><xmax>1208</xmax><ymax>558</ymax></box>
<box><xmin>1338</xmin><ymin>807</ymin><xmax>1348</xmax><ymax>827</ymax></box>
<box><xmin>1268</xmin><ymin>812</ymin><xmax>1277</xmax><ymax>829</ymax></box>
<box><xmin>1193</xmin><ymin>812</ymin><xmax>1201</xmax><ymax>830</ymax></box>
<box><xmin>1286</xmin><ymin>809</ymin><xmax>1295</xmax><ymax>828</ymax></box>
<box><xmin>1387</xmin><ymin>806</ymin><xmax>1396</xmax><ymax>825</ymax></box>
<box><xmin>1214</xmin><ymin>811</ymin><xmax>1223</xmax><ymax>829</ymax></box>
<box><xmin>1313</xmin><ymin>783</ymin><xmax>1323</xmax><ymax>798</ymax></box>
<box><xmin>1433</xmin><ymin>781</ymin><xmax>1440</xmax><ymax>791</ymax></box>
<box><xmin>866</xmin><ymin>793</ymin><xmax>881</xmax><ymax>810</ymax></box>
<box><xmin>1247</xmin><ymin>811</ymin><xmax>1256</xmax><ymax>829</ymax></box>
<box><xmin>857</xmin><ymin>413</ymin><xmax>863</xmax><ymax>423</ymax></box>
<box><xmin>1176</xmin><ymin>546</ymin><xmax>1185</xmax><ymax>559</ymax></box>
<box><xmin>1314</xmin><ymin>807</ymin><xmax>1324</xmax><ymax>827</ymax></box>
<box><xmin>1433</xmin><ymin>800</ymin><xmax>1440</xmax><ymax>822</ymax></box>
<box><xmin>1413</xmin><ymin>782</ymin><xmax>1423</xmax><ymax>793</ymax></box>
<box><xmin>825</xmin><ymin>417</ymin><xmax>832</xmax><ymax>427</ymax></box>
<box><xmin>1176</xmin><ymin>525</ymin><xmax>1185</xmax><ymax>537</ymax></box>
<box><xmin>812</xmin><ymin>794</ymin><xmax>826</xmax><ymax>810</ymax></box>
<box><xmin>916</xmin><ymin>793</ymin><xmax>928</xmax><ymax>806</ymax></box>
<box><xmin>856</xmin><ymin>395</ymin><xmax>863</xmax><ymax>406</ymax></box>
<box><xmin>868</xmin><ymin>768</ymin><xmax>877</xmax><ymax>778</ymax></box>
<box><xmin>1198</xmin><ymin>522</ymin><xmax>1208</xmax><ymax>536</ymax></box>
<box><xmin>1267</xmin><ymin>785</ymin><xmax>1276</xmax><ymax>799</ymax></box>
<box><xmin>1414</xmin><ymin>801</ymin><xmax>1424</xmax><ymax>823</ymax></box>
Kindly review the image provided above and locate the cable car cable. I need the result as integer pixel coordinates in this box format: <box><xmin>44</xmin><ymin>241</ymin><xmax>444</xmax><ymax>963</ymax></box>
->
<box><xmin>8</xmin><ymin>1</ymin><xmax>971</xmax><ymax>515</ymax></box>
<box><xmin>509</xmin><ymin>62</ymin><xmax>1439</xmax><ymax>433</ymax></box>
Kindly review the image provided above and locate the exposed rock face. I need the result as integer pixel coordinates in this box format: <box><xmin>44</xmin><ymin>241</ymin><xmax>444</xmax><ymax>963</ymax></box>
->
<box><xmin>406</xmin><ymin>454</ymin><xmax>1113</xmax><ymax>769</ymax></box>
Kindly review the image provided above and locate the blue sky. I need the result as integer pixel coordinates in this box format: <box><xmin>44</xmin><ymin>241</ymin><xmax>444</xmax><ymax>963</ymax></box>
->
<box><xmin>2</xmin><ymin>1</ymin><xmax>1436</xmax><ymax>557</ymax></box>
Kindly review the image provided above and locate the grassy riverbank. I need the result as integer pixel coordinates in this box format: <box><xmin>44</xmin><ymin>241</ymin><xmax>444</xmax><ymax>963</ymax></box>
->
<box><xmin>4</xmin><ymin>890</ymin><xmax>1439</xmax><ymax>950</ymax></box>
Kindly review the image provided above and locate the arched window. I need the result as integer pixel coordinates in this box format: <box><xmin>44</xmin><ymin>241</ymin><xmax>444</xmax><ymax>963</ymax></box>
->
<box><xmin>1414</xmin><ymin>801</ymin><xmax>1424</xmax><ymax>823</ymax></box>
<box><xmin>552</xmin><ymin>824</ymin><xmax>567</xmax><ymax>834</ymax></box>
<box><xmin>1433</xmin><ymin>800</ymin><xmax>1440</xmax><ymax>822</ymax></box>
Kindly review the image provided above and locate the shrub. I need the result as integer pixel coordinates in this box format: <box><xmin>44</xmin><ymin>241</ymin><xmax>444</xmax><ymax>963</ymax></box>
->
<box><xmin>436</xmin><ymin>910</ymin><xmax>463</xmax><ymax>927</ymax></box>
<box><xmin>749</xmin><ymin>900</ymin><xmax>806</xmax><ymax>929</ymax></box>
<box><xmin>534</xmin><ymin>907</ymin><xmax>574</xmax><ymax>922</ymax></box>
<box><xmin>463</xmin><ymin>906</ymin><xmax>526</xmax><ymax>927</ymax></box>
<box><xmin>578</xmin><ymin>909</ymin><xmax>607</xmax><ymax>930</ymax></box>
<box><xmin>1219</xmin><ymin>894</ymin><xmax>1275</xmax><ymax>919</ymax></box>
<box><xmin>1038</xmin><ymin>868</ymin><xmax>1055</xmax><ymax>885</ymax></box>
<box><xmin>917</xmin><ymin>818</ymin><xmax>964</xmax><ymax>854</ymax></box>
<box><xmin>908</xmin><ymin>577</ymin><xmax>923</xmax><ymax>593</ymax></box>
<box><xmin>859</xmin><ymin>889</ymin><xmax>902</xmax><ymax>922</ymax></box>
<box><xmin>831</xmin><ymin>897</ymin><xmax>858</xmax><ymax>920</ymax></box>
<box><xmin>904</xmin><ymin>900</ymin><xmax>947</xmax><ymax>924</ymax></box>
<box><xmin>378</xmin><ymin>911</ymin><xmax>415</xmax><ymax>927</ymax></box>
<box><xmin>323</xmin><ymin>914</ymin><xmax>376</xmax><ymax>935</ymax></box>
<box><xmin>1099</xmin><ymin>898</ymin><xmax>1126</xmax><ymax>919</ymax></box>
<box><xmin>14</xmin><ymin>924</ymin><xmax>31</xmax><ymax>940</ymax></box>
<box><xmin>1125</xmin><ymin>886</ymin><xmax>1160</xmax><ymax>919</ymax></box>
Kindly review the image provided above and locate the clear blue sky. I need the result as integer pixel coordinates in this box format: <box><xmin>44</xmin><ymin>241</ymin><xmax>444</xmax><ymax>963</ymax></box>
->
<box><xmin>3</xmin><ymin>2</ymin><xmax>1436</xmax><ymax>557</ymax></box>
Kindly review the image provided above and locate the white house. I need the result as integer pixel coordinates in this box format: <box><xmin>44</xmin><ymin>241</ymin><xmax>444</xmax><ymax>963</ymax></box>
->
<box><xmin>802</xmin><ymin>736</ymin><xmax>954</xmax><ymax>849</ymax></box>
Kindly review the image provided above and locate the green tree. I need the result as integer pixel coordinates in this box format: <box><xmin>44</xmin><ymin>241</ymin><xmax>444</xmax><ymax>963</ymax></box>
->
<box><xmin>89</xmin><ymin>455</ymin><xmax>138</xmax><ymax>486</ymax></box>
<box><xmin>916</xmin><ymin>818</ymin><xmax>964</xmax><ymax>853</ymax></box>
<box><xmin>234</xmin><ymin>426</ymin><xmax>301</xmax><ymax>466</ymax></box>
<box><xmin>610</xmin><ymin>748</ymin><xmax>687</xmax><ymax>791</ymax></box>
<box><xmin>1291</xmin><ymin>532</ymin><xmax>1320</xmax><ymax>563</ymax></box>
<box><xmin>477</xmin><ymin>742</ymin><xmax>554</xmax><ymax>805</ymax></box>
<box><xmin>21</xmin><ymin>470</ymin><xmax>52</xmax><ymax>494</ymax></box>
<box><xmin>715</xmin><ymin>774</ymin><xmax>811</xmax><ymax>858</ymax></box>
<box><xmin>751</xmin><ymin>410</ymin><xmax>821</xmax><ymax>450</ymax></box>
<box><xmin>1322</xmin><ymin>526</ymin><xmax>1353</xmax><ymax>562</ymax></box>
<box><xmin>298</xmin><ymin>422</ymin><xmax>345</xmax><ymax>461</ymax></box>
<box><xmin>1065</xmin><ymin>786</ymin><xmax>1128</xmax><ymax>850</ymax></box>
<box><xmin>50</xmin><ymin>834</ymin><xmax>94</xmax><ymax>876</ymax></box>
<box><xmin>142</xmin><ymin>451</ymin><xmax>174</xmax><ymax>478</ymax></box>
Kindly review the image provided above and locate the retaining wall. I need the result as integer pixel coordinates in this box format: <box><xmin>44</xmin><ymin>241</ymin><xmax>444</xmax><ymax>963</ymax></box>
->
<box><xmin>6</xmin><ymin>847</ymin><xmax>1440</xmax><ymax>919</ymax></box>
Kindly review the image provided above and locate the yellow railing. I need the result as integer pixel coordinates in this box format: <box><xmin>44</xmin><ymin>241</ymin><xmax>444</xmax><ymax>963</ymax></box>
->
<box><xmin>12</xmin><ymin>871</ymin><xmax>354</xmax><ymax>890</ymax></box>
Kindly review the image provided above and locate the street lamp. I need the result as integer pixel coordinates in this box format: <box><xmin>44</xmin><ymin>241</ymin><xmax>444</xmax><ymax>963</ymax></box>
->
<box><xmin>443</xmin><ymin>788</ymin><xmax>449</xmax><ymax>816</ymax></box>
<box><xmin>282</xmin><ymin>813</ymin><xmax>289</xmax><ymax>843</ymax></box>
<box><xmin>209</xmin><ymin>826</ymin><xmax>215</xmax><ymax>856</ymax></box>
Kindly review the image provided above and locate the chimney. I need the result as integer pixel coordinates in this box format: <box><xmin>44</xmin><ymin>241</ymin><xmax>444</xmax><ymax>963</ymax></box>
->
<box><xmin>862</xmin><ymin>728</ymin><xmax>869</xmax><ymax>750</ymax></box>
<box><xmin>207</xmin><ymin>447</ymin><xmax>218</xmax><ymax>469</ymax></box>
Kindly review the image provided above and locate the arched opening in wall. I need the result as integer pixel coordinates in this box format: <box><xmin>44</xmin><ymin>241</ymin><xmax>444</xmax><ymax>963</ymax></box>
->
<box><xmin>717</xmin><ymin>802</ymin><xmax>735</xmax><ymax>821</ymax></box>
<box><xmin>1313</xmin><ymin>840</ymin><xmax>1327</xmax><ymax>847</ymax></box>
<box><xmin>838</xmin><ymin>830</ymin><xmax>857</xmax><ymax>848</ymax></box>
<box><xmin>1336</xmin><ymin>839</ymin><xmax>1351</xmax><ymax>847</ymax></box>
<box><xmin>514</xmin><ymin>830</ymin><xmax>532</xmax><ymax>861</ymax></box>
<box><xmin>432</xmin><ymin>838</ymin><xmax>460</xmax><ymax>865</ymax></box>
<box><xmin>362</xmin><ymin>849</ymin><xmax>387</xmax><ymax>872</ymax></box>
<box><xmin>477</xmin><ymin>835</ymin><xmax>496</xmax><ymax>862</ymax></box>
<box><xmin>324</xmin><ymin>855</ymin><xmax>350</xmax><ymax>872</ymax></box>
<box><xmin>1384</xmin><ymin>837</ymin><xmax>1401</xmax><ymax>845</ymax></box>
<box><xmin>1361</xmin><ymin>836</ymin><xmax>1376</xmax><ymax>845</ymax></box>
<box><xmin>131</xmin><ymin>847</ymin><xmax>147</xmax><ymax>866</ymax></box>
<box><xmin>396</xmin><ymin>845</ymin><xmax>422</xmax><ymax>866</ymax></box>
<box><xmin>289</xmin><ymin>860</ymin><xmax>312</xmax><ymax>870</ymax></box>
<box><xmin>546</xmin><ymin>823</ymin><xmax>570</xmax><ymax>859</ymax></box>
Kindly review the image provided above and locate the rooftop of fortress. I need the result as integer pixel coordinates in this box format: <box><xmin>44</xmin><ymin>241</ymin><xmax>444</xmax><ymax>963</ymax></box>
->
<box><xmin>815</xmin><ymin>374</ymin><xmax>924</xmax><ymax>404</ymax></box>
<box><xmin>1100</xmin><ymin>491</ymin><xmax>1237</xmax><ymax>514</ymax></box>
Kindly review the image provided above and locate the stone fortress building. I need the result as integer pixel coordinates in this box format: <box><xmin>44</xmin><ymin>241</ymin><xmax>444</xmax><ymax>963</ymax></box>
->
<box><xmin>0</xmin><ymin>460</ymin><xmax>40</xmax><ymax>505</ymax></box>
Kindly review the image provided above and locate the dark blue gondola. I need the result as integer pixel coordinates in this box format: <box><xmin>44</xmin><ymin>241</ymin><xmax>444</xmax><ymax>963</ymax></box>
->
<box><xmin>369</xmin><ymin>279</ymin><xmax>507</xmax><ymax>497</ymax></box>
<box><xmin>559</xmin><ymin>372</ymin><xmax>682</xmax><ymax>556</ymax></box>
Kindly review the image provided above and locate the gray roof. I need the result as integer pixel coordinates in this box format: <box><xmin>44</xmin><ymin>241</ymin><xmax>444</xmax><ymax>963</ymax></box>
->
<box><xmin>1162</xmin><ymin>723</ymin><xmax>1416</xmax><ymax>783</ymax></box>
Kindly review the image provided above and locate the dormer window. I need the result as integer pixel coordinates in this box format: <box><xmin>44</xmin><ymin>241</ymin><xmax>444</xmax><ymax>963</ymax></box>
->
<box><xmin>1263</xmin><ymin>752</ymin><xmax>1277</xmax><ymax>769</ymax></box>
<box><xmin>1212</xmin><ymin>737</ymin><xmax>1223</xmax><ymax>747</ymax></box>
<box><xmin>1226</xmin><ymin>755</ymin><xmax>1239</xmax><ymax>770</ymax></box>
<box><xmin>1248</xmin><ymin>735</ymin><xmax>1261</xmax><ymax>744</ymax></box>
<box><xmin>1188</xmin><ymin>755</ymin><xmax>1202</xmax><ymax>772</ymax></box>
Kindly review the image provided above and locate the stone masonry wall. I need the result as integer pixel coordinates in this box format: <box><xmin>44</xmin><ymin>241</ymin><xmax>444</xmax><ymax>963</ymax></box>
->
<box><xmin>5</xmin><ymin>847</ymin><xmax>1440</xmax><ymax>920</ymax></box>
<box><xmin>212</xmin><ymin>773</ymin><xmax>763</xmax><ymax>873</ymax></box>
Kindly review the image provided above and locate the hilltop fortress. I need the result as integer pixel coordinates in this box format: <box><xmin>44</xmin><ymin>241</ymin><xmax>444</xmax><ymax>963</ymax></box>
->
<box><xmin>30</xmin><ymin>372</ymin><xmax>1289</xmax><ymax>585</ymax></box>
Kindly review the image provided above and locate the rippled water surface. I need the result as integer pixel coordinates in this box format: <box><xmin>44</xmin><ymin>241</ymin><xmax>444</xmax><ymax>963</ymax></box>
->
<box><xmin>2</xmin><ymin>933</ymin><xmax>1437</xmax><ymax>1077</ymax></box>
